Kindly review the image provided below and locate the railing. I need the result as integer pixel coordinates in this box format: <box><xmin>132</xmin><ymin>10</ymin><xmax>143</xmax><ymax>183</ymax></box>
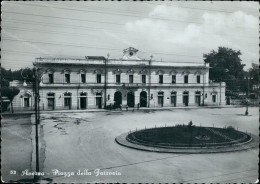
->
<box><xmin>40</xmin><ymin>82</ymin><xmax>222</xmax><ymax>87</ymax></box>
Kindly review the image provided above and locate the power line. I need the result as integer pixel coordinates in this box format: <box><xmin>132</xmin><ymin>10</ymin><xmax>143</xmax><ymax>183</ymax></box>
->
<box><xmin>2</xmin><ymin>6</ymin><xmax>254</xmax><ymax>29</ymax></box>
<box><xmin>3</xmin><ymin>19</ymin><xmax>257</xmax><ymax>40</ymax></box>
<box><xmin>1</xmin><ymin>38</ymin><xmax>203</xmax><ymax>58</ymax></box>
<box><xmin>145</xmin><ymin>2</ymin><xmax>258</xmax><ymax>15</ymax></box>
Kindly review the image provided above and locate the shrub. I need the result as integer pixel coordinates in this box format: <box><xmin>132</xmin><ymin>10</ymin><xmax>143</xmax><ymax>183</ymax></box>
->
<box><xmin>227</xmin><ymin>126</ymin><xmax>235</xmax><ymax>131</ymax></box>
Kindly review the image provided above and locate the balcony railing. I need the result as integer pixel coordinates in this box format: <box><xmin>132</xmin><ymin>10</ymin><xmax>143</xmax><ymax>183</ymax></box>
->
<box><xmin>40</xmin><ymin>82</ymin><xmax>223</xmax><ymax>88</ymax></box>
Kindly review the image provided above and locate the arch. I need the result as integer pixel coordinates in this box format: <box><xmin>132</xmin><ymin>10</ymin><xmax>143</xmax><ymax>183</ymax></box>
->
<box><xmin>80</xmin><ymin>92</ymin><xmax>87</xmax><ymax>96</ymax></box>
<box><xmin>127</xmin><ymin>91</ymin><xmax>135</xmax><ymax>107</ymax></box>
<box><xmin>47</xmin><ymin>92</ymin><xmax>55</xmax><ymax>110</ymax></box>
<box><xmin>158</xmin><ymin>91</ymin><xmax>164</xmax><ymax>107</ymax></box>
<box><xmin>171</xmin><ymin>91</ymin><xmax>177</xmax><ymax>107</ymax></box>
<box><xmin>96</xmin><ymin>92</ymin><xmax>102</xmax><ymax>109</ymax></box>
<box><xmin>47</xmin><ymin>92</ymin><xmax>55</xmax><ymax>96</ymax></box>
<box><xmin>183</xmin><ymin>91</ymin><xmax>189</xmax><ymax>106</ymax></box>
<box><xmin>140</xmin><ymin>91</ymin><xmax>147</xmax><ymax>107</ymax></box>
<box><xmin>64</xmin><ymin>92</ymin><xmax>72</xmax><ymax>109</ymax></box>
<box><xmin>114</xmin><ymin>91</ymin><xmax>122</xmax><ymax>108</ymax></box>
<box><xmin>62</xmin><ymin>68</ymin><xmax>71</xmax><ymax>74</ymax></box>
<box><xmin>195</xmin><ymin>91</ymin><xmax>201</xmax><ymax>106</ymax></box>
<box><xmin>80</xmin><ymin>92</ymin><xmax>87</xmax><ymax>109</ymax></box>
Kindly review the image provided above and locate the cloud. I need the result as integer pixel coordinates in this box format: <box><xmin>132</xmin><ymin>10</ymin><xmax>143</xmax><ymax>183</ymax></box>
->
<box><xmin>124</xmin><ymin>5</ymin><xmax>258</xmax><ymax>67</ymax></box>
<box><xmin>202</xmin><ymin>11</ymin><xmax>258</xmax><ymax>30</ymax></box>
<box><xmin>149</xmin><ymin>4</ymin><xmax>189</xmax><ymax>19</ymax></box>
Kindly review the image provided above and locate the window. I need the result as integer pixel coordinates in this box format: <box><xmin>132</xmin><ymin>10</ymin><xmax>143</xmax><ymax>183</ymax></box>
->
<box><xmin>81</xmin><ymin>74</ymin><xmax>86</xmax><ymax>83</ymax></box>
<box><xmin>65</xmin><ymin>74</ymin><xmax>70</xmax><ymax>83</ymax></box>
<box><xmin>24</xmin><ymin>97</ymin><xmax>29</xmax><ymax>107</ymax></box>
<box><xmin>197</xmin><ymin>75</ymin><xmax>201</xmax><ymax>83</ymax></box>
<box><xmin>212</xmin><ymin>94</ymin><xmax>216</xmax><ymax>103</ymax></box>
<box><xmin>129</xmin><ymin>75</ymin><xmax>133</xmax><ymax>83</ymax></box>
<box><xmin>172</xmin><ymin>75</ymin><xmax>176</xmax><ymax>84</ymax></box>
<box><xmin>97</xmin><ymin>74</ymin><xmax>101</xmax><ymax>83</ymax></box>
<box><xmin>142</xmin><ymin>75</ymin><xmax>146</xmax><ymax>84</ymax></box>
<box><xmin>184</xmin><ymin>75</ymin><xmax>188</xmax><ymax>84</ymax></box>
<box><xmin>116</xmin><ymin>74</ymin><xmax>121</xmax><ymax>84</ymax></box>
<box><xmin>49</xmin><ymin>73</ymin><xmax>54</xmax><ymax>83</ymax></box>
<box><xmin>159</xmin><ymin>75</ymin><xmax>163</xmax><ymax>84</ymax></box>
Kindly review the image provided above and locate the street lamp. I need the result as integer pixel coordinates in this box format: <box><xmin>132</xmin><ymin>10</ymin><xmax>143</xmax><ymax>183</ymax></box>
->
<box><xmin>148</xmin><ymin>55</ymin><xmax>153</xmax><ymax>108</ymax></box>
<box><xmin>21</xmin><ymin>67</ymin><xmax>43</xmax><ymax>181</ymax></box>
<box><xmin>104</xmin><ymin>53</ymin><xmax>109</xmax><ymax>109</ymax></box>
<box><xmin>244</xmin><ymin>75</ymin><xmax>252</xmax><ymax>115</ymax></box>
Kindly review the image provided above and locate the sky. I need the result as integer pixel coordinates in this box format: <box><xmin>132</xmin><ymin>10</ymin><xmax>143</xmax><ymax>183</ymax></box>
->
<box><xmin>1</xmin><ymin>1</ymin><xmax>259</xmax><ymax>70</ymax></box>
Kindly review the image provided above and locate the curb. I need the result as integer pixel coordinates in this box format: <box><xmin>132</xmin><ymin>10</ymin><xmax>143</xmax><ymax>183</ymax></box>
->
<box><xmin>1</xmin><ymin>105</ymin><xmax>252</xmax><ymax>116</ymax></box>
<box><xmin>115</xmin><ymin>132</ymin><xmax>259</xmax><ymax>154</ymax></box>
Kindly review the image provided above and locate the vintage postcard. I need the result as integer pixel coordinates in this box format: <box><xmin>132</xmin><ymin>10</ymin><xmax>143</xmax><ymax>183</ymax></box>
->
<box><xmin>1</xmin><ymin>1</ymin><xmax>259</xmax><ymax>183</ymax></box>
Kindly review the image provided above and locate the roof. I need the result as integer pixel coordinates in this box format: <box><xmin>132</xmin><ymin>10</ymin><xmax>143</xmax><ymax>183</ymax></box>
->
<box><xmin>85</xmin><ymin>56</ymin><xmax>106</xmax><ymax>60</ymax></box>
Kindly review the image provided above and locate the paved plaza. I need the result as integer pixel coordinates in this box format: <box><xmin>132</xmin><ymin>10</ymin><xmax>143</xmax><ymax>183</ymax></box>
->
<box><xmin>1</xmin><ymin>107</ymin><xmax>259</xmax><ymax>183</ymax></box>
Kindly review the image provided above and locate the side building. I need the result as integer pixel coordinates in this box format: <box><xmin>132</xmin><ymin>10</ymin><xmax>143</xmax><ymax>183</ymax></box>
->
<box><xmin>10</xmin><ymin>47</ymin><xmax>226</xmax><ymax>111</ymax></box>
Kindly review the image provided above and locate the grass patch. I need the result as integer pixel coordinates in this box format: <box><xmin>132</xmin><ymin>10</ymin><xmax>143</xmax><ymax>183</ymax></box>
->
<box><xmin>127</xmin><ymin>123</ymin><xmax>250</xmax><ymax>147</ymax></box>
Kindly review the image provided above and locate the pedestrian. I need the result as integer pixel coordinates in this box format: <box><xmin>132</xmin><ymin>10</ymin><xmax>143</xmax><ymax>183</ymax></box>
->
<box><xmin>137</xmin><ymin>103</ymin><xmax>140</xmax><ymax>110</ymax></box>
<box><xmin>120</xmin><ymin>104</ymin><xmax>122</xmax><ymax>111</ymax></box>
<box><xmin>126</xmin><ymin>105</ymin><xmax>128</xmax><ymax>111</ymax></box>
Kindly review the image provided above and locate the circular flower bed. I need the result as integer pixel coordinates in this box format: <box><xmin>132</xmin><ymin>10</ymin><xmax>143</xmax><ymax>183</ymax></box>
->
<box><xmin>126</xmin><ymin>124</ymin><xmax>251</xmax><ymax>148</ymax></box>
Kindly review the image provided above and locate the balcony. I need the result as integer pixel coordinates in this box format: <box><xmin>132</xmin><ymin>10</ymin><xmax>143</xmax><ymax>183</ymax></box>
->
<box><xmin>40</xmin><ymin>82</ymin><xmax>223</xmax><ymax>88</ymax></box>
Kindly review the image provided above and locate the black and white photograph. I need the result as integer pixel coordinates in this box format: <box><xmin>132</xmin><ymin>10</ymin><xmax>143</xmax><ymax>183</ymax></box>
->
<box><xmin>1</xmin><ymin>1</ymin><xmax>259</xmax><ymax>183</ymax></box>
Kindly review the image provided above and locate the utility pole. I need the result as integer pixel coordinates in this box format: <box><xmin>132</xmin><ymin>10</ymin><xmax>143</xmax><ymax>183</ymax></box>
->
<box><xmin>148</xmin><ymin>55</ymin><xmax>153</xmax><ymax>108</ymax></box>
<box><xmin>22</xmin><ymin>67</ymin><xmax>42</xmax><ymax>182</ymax></box>
<box><xmin>245</xmin><ymin>73</ymin><xmax>252</xmax><ymax>115</ymax></box>
<box><xmin>202</xmin><ymin>62</ymin><xmax>205</xmax><ymax>106</ymax></box>
<box><xmin>33</xmin><ymin>68</ymin><xmax>40</xmax><ymax>180</ymax></box>
<box><xmin>104</xmin><ymin>53</ymin><xmax>109</xmax><ymax>109</ymax></box>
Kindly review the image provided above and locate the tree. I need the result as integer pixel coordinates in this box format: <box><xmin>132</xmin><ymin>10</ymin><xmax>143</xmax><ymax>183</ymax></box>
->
<box><xmin>203</xmin><ymin>47</ymin><xmax>245</xmax><ymax>92</ymax></box>
<box><xmin>2</xmin><ymin>86</ymin><xmax>20</xmax><ymax>113</ymax></box>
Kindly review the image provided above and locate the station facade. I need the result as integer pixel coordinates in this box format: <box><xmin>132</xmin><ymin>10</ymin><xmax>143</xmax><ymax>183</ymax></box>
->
<box><xmin>11</xmin><ymin>47</ymin><xmax>226</xmax><ymax>110</ymax></box>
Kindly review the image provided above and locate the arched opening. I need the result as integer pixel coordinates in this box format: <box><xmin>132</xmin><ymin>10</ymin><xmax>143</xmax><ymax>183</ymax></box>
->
<box><xmin>64</xmin><ymin>92</ymin><xmax>72</xmax><ymax>110</ymax></box>
<box><xmin>171</xmin><ymin>92</ymin><xmax>177</xmax><ymax>107</ymax></box>
<box><xmin>80</xmin><ymin>92</ymin><xmax>87</xmax><ymax>109</ymax></box>
<box><xmin>96</xmin><ymin>92</ymin><xmax>102</xmax><ymax>109</ymax></box>
<box><xmin>114</xmin><ymin>91</ymin><xmax>122</xmax><ymax>108</ymax></box>
<box><xmin>140</xmin><ymin>91</ymin><xmax>147</xmax><ymax>107</ymax></box>
<box><xmin>158</xmin><ymin>91</ymin><xmax>164</xmax><ymax>107</ymax></box>
<box><xmin>127</xmin><ymin>91</ymin><xmax>135</xmax><ymax>107</ymax></box>
<box><xmin>195</xmin><ymin>91</ymin><xmax>201</xmax><ymax>106</ymax></box>
<box><xmin>47</xmin><ymin>92</ymin><xmax>55</xmax><ymax>110</ymax></box>
<box><xmin>183</xmin><ymin>91</ymin><xmax>189</xmax><ymax>106</ymax></box>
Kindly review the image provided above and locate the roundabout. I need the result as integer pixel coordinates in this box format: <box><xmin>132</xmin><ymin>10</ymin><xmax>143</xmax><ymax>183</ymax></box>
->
<box><xmin>115</xmin><ymin>123</ymin><xmax>258</xmax><ymax>154</ymax></box>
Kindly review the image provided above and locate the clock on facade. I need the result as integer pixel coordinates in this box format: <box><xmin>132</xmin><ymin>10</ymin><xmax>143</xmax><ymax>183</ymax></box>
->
<box><xmin>129</xmin><ymin>52</ymin><xmax>133</xmax><ymax>56</ymax></box>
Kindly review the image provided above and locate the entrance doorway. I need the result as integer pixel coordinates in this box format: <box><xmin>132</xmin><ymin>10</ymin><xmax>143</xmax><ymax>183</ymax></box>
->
<box><xmin>114</xmin><ymin>91</ymin><xmax>122</xmax><ymax>108</ymax></box>
<box><xmin>96</xmin><ymin>92</ymin><xmax>102</xmax><ymax>109</ymax></box>
<box><xmin>158</xmin><ymin>91</ymin><xmax>164</xmax><ymax>107</ymax></box>
<box><xmin>47</xmin><ymin>93</ymin><xmax>55</xmax><ymax>110</ymax></box>
<box><xmin>140</xmin><ymin>91</ymin><xmax>147</xmax><ymax>107</ymax></box>
<box><xmin>171</xmin><ymin>92</ymin><xmax>177</xmax><ymax>107</ymax></box>
<box><xmin>127</xmin><ymin>91</ymin><xmax>135</xmax><ymax>107</ymax></box>
<box><xmin>64</xmin><ymin>92</ymin><xmax>71</xmax><ymax>110</ymax></box>
<box><xmin>80</xmin><ymin>92</ymin><xmax>87</xmax><ymax>109</ymax></box>
<box><xmin>183</xmin><ymin>91</ymin><xmax>189</xmax><ymax>106</ymax></box>
<box><xmin>195</xmin><ymin>91</ymin><xmax>201</xmax><ymax>106</ymax></box>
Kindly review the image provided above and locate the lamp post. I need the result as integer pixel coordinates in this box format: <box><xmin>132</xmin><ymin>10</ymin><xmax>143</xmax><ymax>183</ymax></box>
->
<box><xmin>202</xmin><ymin>63</ymin><xmax>206</xmax><ymax>106</ymax></box>
<box><xmin>148</xmin><ymin>55</ymin><xmax>153</xmax><ymax>108</ymax></box>
<box><xmin>21</xmin><ymin>67</ymin><xmax>43</xmax><ymax>181</ymax></box>
<box><xmin>244</xmin><ymin>75</ymin><xmax>252</xmax><ymax>115</ymax></box>
<box><xmin>104</xmin><ymin>53</ymin><xmax>109</xmax><ymax>109</ymax></box>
